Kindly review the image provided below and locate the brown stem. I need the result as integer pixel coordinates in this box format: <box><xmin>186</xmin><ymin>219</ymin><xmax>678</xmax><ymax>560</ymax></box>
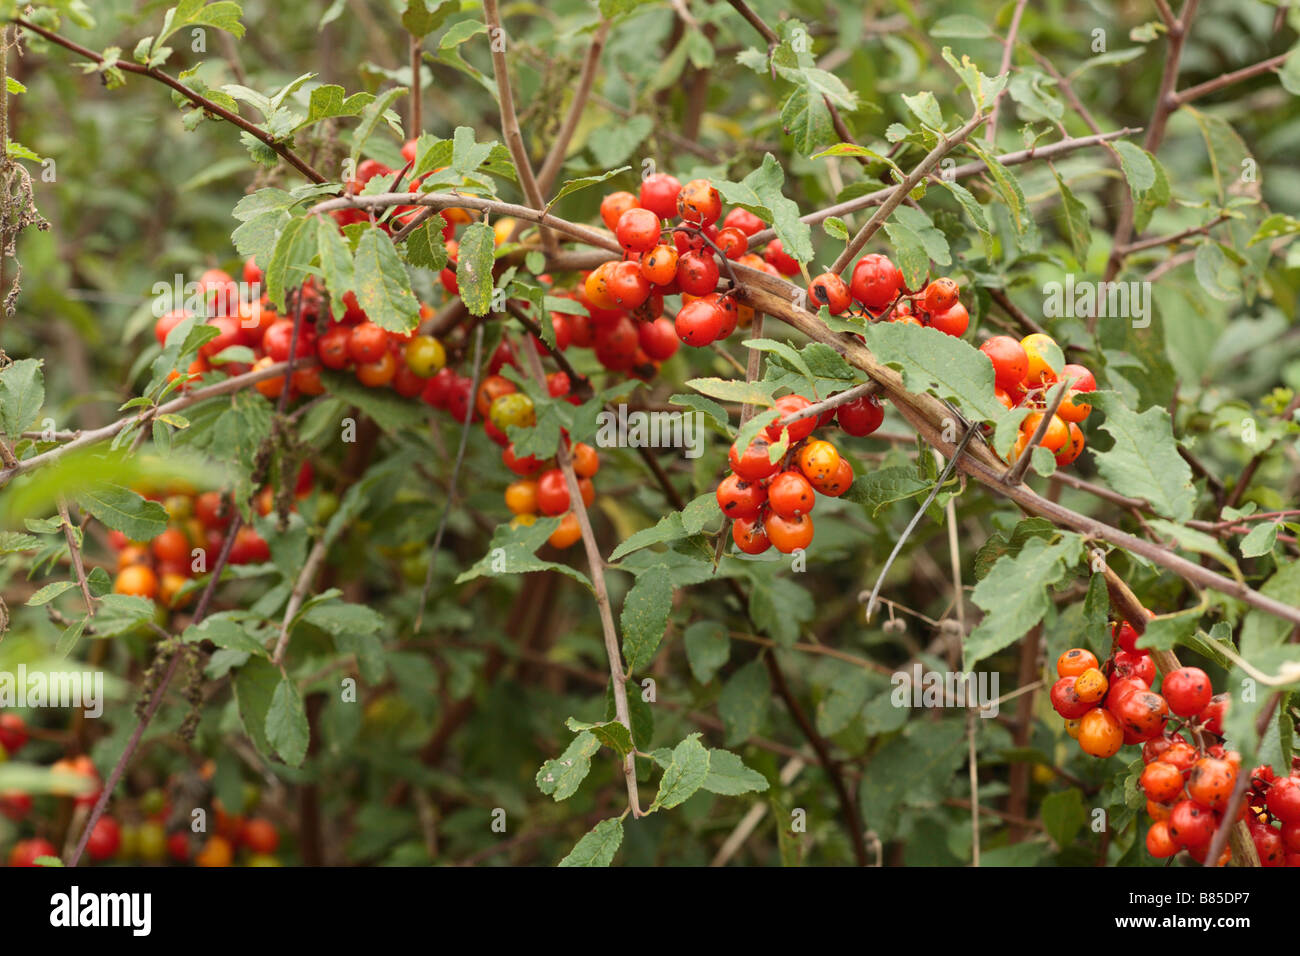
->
<box><xmin>985</xmin><ymin>0</ymin><xmax>1029</xmax><ymax>144</ymax></box>
<box><xmin>519</xmin><ymin>338</ymin><xmax>642</xmax><ymax>817</ymax></box>
<box><xmin>1173</xmin><ymin>53</ymin><xmax>1290</xmax><ymax>106</ymax></box>
<box><xmin>536</xmin><ymin>21</ymin><xmax>609</xmax><ymax>196</ymax></box>
<box><xmin>57</xmin><ymin>498</ymin><xmax>95</xmax><ymax>616</ymax></box>
<box><xmin>829</xmin><ymin>112</ymin><xmax>990</xmax><ymax>275</ymax></box>
<box><xmin>14</xmin><ymin>18</ymin><xmax>326</xmax><ymax>184</ymax></box>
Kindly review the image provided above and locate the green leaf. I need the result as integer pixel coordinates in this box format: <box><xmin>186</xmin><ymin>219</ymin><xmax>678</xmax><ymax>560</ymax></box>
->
<box><xmin>964</xmin><ymin>534</ymin><xmax>1085</xmax><ymax>669</ymax></box>
<box><xmin>536</xmin><ymin>731</ymin><xmax>601</xmax><ymax>801</ymax></box>
<box><xmin>1193</xmin><ymin>241</ymin><xmax>1240</xmax><ymax>302</ymax></box>
<box><xmin>589</xmin><ymin>114</ymin><xmax>652</xmax><ymax>168</ymax></box>
<box><xmin>902</xmin><ymin>90</ymin><xmax>944</xmax><ymax>128</ymax></box>
<box><xmin>455</xmin><ymin>221</ymin><xmax>496</xmax><ymax>316</ymax></box>
<box><xmin>1088</xmin><ymin>392</ymin><xmax>1196</xmax><ymax>522</ymax></box>
<box><xmin>1240</xmin><ymin>522</ymin><xmax>1278</xmax><ymax>558</ymax></box>
<box><xmin>0</xmin><ymin>358</ymin><xmax>44</xmax><ymax>438</ymax></box>
<box><xmin>403</xmin><ymin>217</ymin><xmax>449</xmax><ymax>271</ymax></box>
<box><xmin>859</xmin><ymin>718</ymin><xmax>967</xmax><ymax>840</ymax></box>
<box><xmin>300</xmin><ymin>599</ymin><xmax>385</xmax><ymax>636</ymax></box>
<box><xmin>401</xmin><ymin>0</ymin><xmax>450</xmax><ymax>38</ymax></box>
<box><xmin>651</xmin><ymin>734</ymin><xmax>710</xmax><ymax>810</ymax></box>
<box><xmin>702</xmin><ymin>749</ymin><xmax>768</xmax><ymax>795</ymax></box>
<box><xmin>266</xmin><ymin>678</ymin><xmax>310</xmax><ymax>767</ymax></box>
<box><xmin>76</xmin><ymin>484</ymin><xmax>169</xmax><ymax>541</ymax></box>
<box><xmin>686</xmin><ymin>376</ymin><xmax>775</xmax><ymax>406</ymax></box>
<box><xmin>940</xmin><ymin>46</ymin><xmax>1007</xmax><ymax>112</ymax></box>
<box><xmin>935</xmin><ymin>179</ymin><xmax>993</xmax><ymax>258</ymax></box>
<box><xmin>318</xmin><ymin>370</ymin><xmax>426</xmax><ymax>433</ymax></box>
<box><xmin>862</xmin><ymin>323</ymin><xmax>1008</xmax><ymax>424</ymax></box>
<box><xmin>549</xmin><ymin>167</ymin><xmax>632</xmax><ymax>207</ymax></box>
<box><xmin>621</xmin><ymin>571</ymin><xmax>673</xmax><ymax>672</ymax></box>
<box><xmin>90</xmin><ymin>594</ymin><xmax>155</xmax><ymax>637</ymax></box>
<box><xmin>305</xmin><ymin>84</ymin><xmax>374</xmax><ymax>124</ymax></box>
<box><xmin>1248</xmin><ymin>213</ymin><xmax>1300</xmax><ymax>247</ymax></box>
<box><xmin>26</xmin><ymin>580</ymin><xmax>77</xmax><ymax>607</ymax></box>
<box><xmin>558</xmin><ymin>817</ymin><xmax>623</xmax><ymax>867</ymax></box>
<box><xmin>234</xmin><ymin>657</ymin><xmax>281</xmax><ymax>758</ymax></box>
<box><xmin>717</xmin><ymin>659</ymin><xmax>770</xmax><ymax>745</ymax></box>
<box><xmin>349</xmin><ymin>86</ymin><xmax>407</xmax><ymax>168</ymax></box>
<box><xmin>715</xmin><ymin>154</ymin><xmax>812</xmax><ymax>263</ymax></box>
<box><xmin>353</xmin><ymin>227</ymin><xmax>420</xmax><ymax>332</ymax></box>
<box><xmin>316</xmin><ymin>217</ymin><xmax>356</xmax><ymax>319</ymax></box>
<box><xmin>563</xmin><ymin>717</ymin><xmax>633</xmax><ymax>758</ymax></box>
<box><xmin>683</xmin><ymin>621</ymin><xmax>729</xmax><ymax>684</ymax></box>
<box><xmin>1041</xmin><ymin>788</ymin><xmax>1087</xmax><ymax>847</ymax></box>
<box><xmin>882</xmin><ymin>220</ymin><xmax>930</xmax><ymax>291</ymax></box>
<box><xmin>182</xmin><ymin>614</ymin><xmax>270</xmax><ymax>657</ymax></box>
<box><xmin>455</xmin><ymin>518</ymin><xmax>592</xmax><ymax>591</ymax></box>
<box><xmin>1053</xmin><ymin>170</ymin><xmax>1092</xmax><ymax>263</ymax></box>
<box><xmin>264</xmin><ymin>214</ymin><xmax>317</xmax><ymax>310</ymax></box>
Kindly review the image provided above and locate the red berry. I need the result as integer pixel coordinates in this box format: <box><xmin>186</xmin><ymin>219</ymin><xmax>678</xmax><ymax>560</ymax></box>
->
<box><xmin>616</xmin><ymin>206</ymin><xmax>662</xmax><ymax>254</ymax></box>
<box><xmin>979</xmin><ymin>336</ymin><xmax>1029</xmax><ymax>392</ymax></box>
<box><xmin>849</xmin><ymin>254</ymin><xmax>902</xmax><ymax>311</ymax></box>
<box><xmin>1162</xmin><ymin>667</ymin><xmax>1213</xmax><ymax>718</ymax></box>
<box><xmin>1266</xmin><ymin>777</ymin><xmax>1300</xmax><ymax>824</ymax></box>
<box><xmin>715</xmin><ymin>473</ymin><xmax>766</xmax><ymax>521</ymax></box>
<box><xmin>837</xmin><ymin>395</ymin><xmax>884</xmax><ymax>437</ymax></box>
<box><xmin>638</xmin><ymin>173</ymin><xmax>682</xmax><ymax>220</ymax></box>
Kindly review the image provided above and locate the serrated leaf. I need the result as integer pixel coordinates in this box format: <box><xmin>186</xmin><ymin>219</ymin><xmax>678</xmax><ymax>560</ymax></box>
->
<box><xmin>558</xmin><ymin>817</ymin><xmax>623</xmax><ymax>867</ymax></box>
<box><xmin>963</xmin><ymin>534</ymin><xmax>1085</xmax><ymax>669</ymax></box>
<box><xmin>0</xmin><ymin>358</ymin><xmax>44</xmax><ymax>438</ymax></box>
<box><xmin>862</xmin><ymin>323</ymin><xmax>1007</xmax><ymax>424</ymax></box>
<box><xmin>76</xmin><ymin>484</ymin><xmax>169</xmax><ymax>541</ymax></box>
<box><xmin>26</xmin><ymin>580</ymin><xmax>77</xmax><ymax>607</ymax></box>
<box><xmin>1088</xmin><ymin>392</ymin><xmax>1195</xmax><ymax>522</ymax></box>
<box><xmin>686</xmin><ymin>376</ymin><xmax>776</xmax><ymax>406</ymax></box>
<box><xmin>455</xmin><ymin>221</ymin><xmax>496</xmax><ymax>316</ymax></box>
<box><xmin>621</xmin><ymin>571</ymin><xmax>673</xmax><ymax>672</ymax></box>
<box><xmin>563</xmin><ymin>717</ymin><xmax>633</xmax><ymax>758</ymax></box>
<box><xmin>403</xmin><ymin>217</ymin><xmax>449</xmax><ymax>271</ymax></box>
<box><xmin>266</xmin><ymin>678</ymin><xmax>310</xmax><ymax>767</ymax></box>
<box><xmin>353</xmin><ymin>227</ymin><xmax>420</xmax><ymax>332</ymax></box>
<box><xmin>550</xmin><ymin>166</ymin><xmax>632</xmax><ymax>207</ymax></box>
<box><xmin>683</xmin><ymin>621</ymin><xmax>729</xmax><ymax>684</ymax></box>
<box><xmin>1053</xmin><ymin>170</ymin><xmax>1092</xmax><ymax>263</ymax></box>
<box><xmin>536</xmin><ymin>731</ymin><xmax>601</xmax><ymax>801</ymax></box>
<box><xmin>717</xmin><ymin>659</ymin><xmax>770</xmax><ymax>745</ymax></box>
<box><xmin>651</xmin><ymin>734</ymin><xmax>709</xmax><ymax>810</ymax></box>
<box><xmin>702</xmin><ymin>748</ymin><xmax>768</xmax><ymax>795</ymax></box>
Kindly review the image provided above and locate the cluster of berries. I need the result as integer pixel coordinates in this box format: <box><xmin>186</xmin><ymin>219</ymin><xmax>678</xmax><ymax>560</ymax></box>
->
<box><xmin>807</xmin><ymin>254</ymin><xmax>970</xmax><ymax>337</ymax></box>
<box><xmin>716</xmin><ymin>392</ymin><xmax>887</xmax><ymax>554</ymax></box>
<box><xmin>979</xmin><ymin>332</ymin><xmax>1095</xmax><ymax>468</ymax></box>
<box><xmin>1</xmin><ymin>743</ymin><xmax>282</xmax><ymax>867</ymax></box>
<box><xmin>107</xmin><ymin>474</ymin><xmax>312</xmax><ymax>604</ymax></box>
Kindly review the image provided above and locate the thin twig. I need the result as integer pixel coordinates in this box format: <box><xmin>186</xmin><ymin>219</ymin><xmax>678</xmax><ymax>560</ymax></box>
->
<box><xmin>416</xmin><ymin>323</ymin><xmax>486</xmax><ymax>631</ymax></box>
<box><xmin>985</xmin><ymin>0</ymin><xmax>1029</xmax><ymax>143</ymax></box>
<box><xmin>864</xmin><ymin>420</ymin><xmax>980</xmax><ymax>621</ymax></box>
<box><xmin>520</xmin><ymin>337</ymin><xmax>642</xmax><ymax>817</ymax></box>
<box><xmin>1001</xmin><ymin>377</ymin><xmax>1074</xmax><ymax>485</ymax></box>
<box><xmin>67</xmin><ymin>513</ymin><xmax>243</xmax><ymax>867</ymax></box>
<box><xmin>0</xmin><ymin>360</ymin><xmax>293</xmax><ymax>487</ymax></box>
<box><xmin>57</xmin><ymin>498</ymin><xmax>95</xmax><ymax>616</ymax></box>
<box><xmin>15</xmin><ymin>18</ymin><xmax>325</xmax><ymax>183</ymax></box>
<box><xmin>536</xmin><ymin>21</ymin><xmax>610</xmax><ymax>196</ymax></box>
<box><xmin>273</xmin><ymin>538</ymin><xmax>328</xmax><ymax>666</ymax></box>
<box><xmin>829</xmin><ymin>112</ymin><xmax>990</xmax><ymax>275</ymax></box>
